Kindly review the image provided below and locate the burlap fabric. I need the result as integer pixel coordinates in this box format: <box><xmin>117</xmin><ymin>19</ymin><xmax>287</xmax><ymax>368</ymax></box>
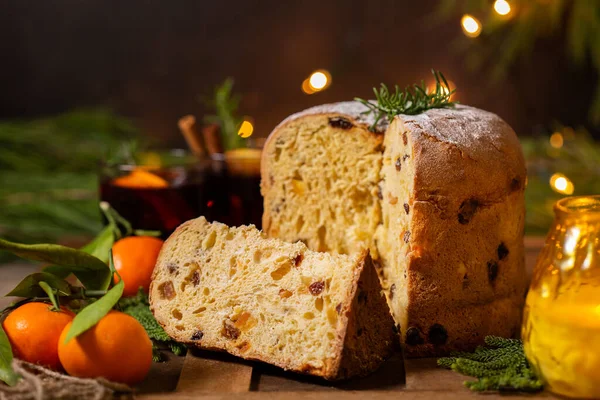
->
<box><xmin>0</xmin><ymin>360</ymin><xmax>133</xmax><ymax>400</ymax></box>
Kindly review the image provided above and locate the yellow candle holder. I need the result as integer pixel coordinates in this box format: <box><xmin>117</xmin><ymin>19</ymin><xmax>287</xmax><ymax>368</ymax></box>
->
<box><xmin>522</xmin><ymin>195</ymin><xmax>600</xmax><ymax>398</ymax></box>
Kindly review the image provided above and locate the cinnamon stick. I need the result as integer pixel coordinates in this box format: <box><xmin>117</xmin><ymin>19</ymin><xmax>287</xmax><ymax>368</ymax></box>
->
<box><xmin>178</xmin><ymin>115</ymin><xmax>205</xmax><ymax>158</ymax></box>
<box><xmin>202</xmin><ymin>123</ymin><xmax>224</xmax><ymax>155</ymax></box>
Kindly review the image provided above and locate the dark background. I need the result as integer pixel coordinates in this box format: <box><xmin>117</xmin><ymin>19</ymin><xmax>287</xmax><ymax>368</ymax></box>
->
<box><xmin>1</xmin><ymin>0</ymin><xmax>596</xmax><ymax>144</ymax></box>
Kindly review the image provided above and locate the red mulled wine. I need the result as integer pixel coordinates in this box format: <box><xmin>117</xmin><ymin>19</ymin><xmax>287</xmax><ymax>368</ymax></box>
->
<box><xmin>99</xmin><ymin>152</ymin><xmax>262</xmax><ymax>237</ymax></box>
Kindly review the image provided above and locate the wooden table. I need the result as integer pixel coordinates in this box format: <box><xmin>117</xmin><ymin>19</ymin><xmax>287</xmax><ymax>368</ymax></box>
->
<box><xmin>1</xmin><ymin>238</ymin><xmax>554</xmax><ymax>399</ymax></box>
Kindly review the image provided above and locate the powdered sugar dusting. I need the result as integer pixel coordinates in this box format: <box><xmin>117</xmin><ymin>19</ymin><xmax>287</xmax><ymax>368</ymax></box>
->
<box><xmin>273</xmin><ymin>101</ymin><xmax>389</xmax><ymax>133</ymax></box>
<box><xmin>270</xmin><ymin>101</ymin><xmax>516</xmax><ymax>160</ymax></box>
<box><xmin>401</xmin><ymin>104</ymin><xmax>511</xmax><ymax>150</ymax></box>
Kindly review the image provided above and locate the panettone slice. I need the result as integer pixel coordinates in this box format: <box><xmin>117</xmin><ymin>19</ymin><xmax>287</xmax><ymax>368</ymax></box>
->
<box><xmin>149</xmin><ymin>217</ymin><xmax>397</xmax><ymax>380</ymax></box>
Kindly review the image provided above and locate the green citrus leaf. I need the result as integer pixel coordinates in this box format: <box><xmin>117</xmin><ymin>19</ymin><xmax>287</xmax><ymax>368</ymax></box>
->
<box><xmin>108</xmin><ymin>248</ymin><xmax>117</xmax><ymax>274</ymax></box>
<box><xmin>43</xmin><ymin>224</ymin><xmax>115</xmax><ymax>279</ymax></box>
<box><xmin>38</xmin><ymin>281</ymin><xmax>60</xmax><ymax>311</ymax></box>
<box><xmin>63</xmin><ymin>279</ymin><xmax>124</xmax><ymax>344</ymax></box>
<box><xmin>80</xmin><ymin>224</ymin><xmax>115</xmax><ymax>264</ymax></box>
<box><xmin>0</xmin><ymin>238</ymin><xmax>111</xmax><ymax>291</ymax></box>
<box><xmin>6</xmin><ymin>272</ymin><xmax>71</xmax><ymax>298</ymax></box>
<box><xmin>41</xmin><ymin>265</ymin><xmax>72</xmax><ymax>279</ymax></box>
<box><xmin>0</xmin><ymin>324</ymin><xmax>19</xmax><ymax>386</ymax></box>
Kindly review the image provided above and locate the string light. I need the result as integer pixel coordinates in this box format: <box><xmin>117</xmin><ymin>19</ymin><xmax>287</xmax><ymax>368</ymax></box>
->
<box><xmin>237</xmin><ymin>119</ymin><xmax>254</xmax><ymax>138</ymax></box>
<box><xmin>550</xmin><ymin>173</ymin><xmax>575</xmax><ymax>195</ymax></box>
<box><xmin>302</xmin><ymin>69</ymin><xmax>332</xmax><ymax>94</ymax></box>
<box><xmin>461</xmin><ymin>14</ymin><xmax>482</xmax><ymax>38</ymax></box>
<box><xmin>550</xmin><ymin>132</ymin><xmax>564</xmax><ymax>149</ymax></box>
<box><xmin>494</xmin><ymin>0</ymin><xmax>512</xmax><ymax>16</ymax></box>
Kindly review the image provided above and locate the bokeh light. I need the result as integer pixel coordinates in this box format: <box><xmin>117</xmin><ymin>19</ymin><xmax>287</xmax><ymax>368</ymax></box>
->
<box><xmin>461</xmin><ymin>15</ymin><xmax>482</xmax><ymax>38</ymax></box>
<box><xmin>309</xmin><ymin>72</ymin><xmax>328</xmax><ymax>90</ymax></box>
<box><xmin>550</xmin><ymin>173</ymin><xmax>575</xmax><ymax>195</ymax></box>
<box><xmin>550</xmin><ymin>132</ymin><xmax>564</xmax><ymax>148</ymax></box>
<box><xmin>427</xmin><ymin>79</ymin><xmax>456</xmax><ymax>99</ymax></box>
<box><xmin>494</xmin><ymin>0</ymin><xmax>512</xmax><ymax>16</ymax></box>
<box><xmin>301</xmin><ymin>79</ymin><xmax>313</xmax><ymax>94</ymax></box>
<box><xmin>302</xmin><ymin>69</ymin><xmax>332</xmax><ymax>94</ymax></box>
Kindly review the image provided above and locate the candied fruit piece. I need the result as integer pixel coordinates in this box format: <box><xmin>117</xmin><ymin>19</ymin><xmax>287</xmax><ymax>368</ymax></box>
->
<box><xmin>222</xmin><ymin>319</ymin><xmax>241</xmax><ymax>340</ymax></box>
<box><xmin>159</xmin><ymin>281</ymin><xmax>176</xmax><ymax>300</ymax></box>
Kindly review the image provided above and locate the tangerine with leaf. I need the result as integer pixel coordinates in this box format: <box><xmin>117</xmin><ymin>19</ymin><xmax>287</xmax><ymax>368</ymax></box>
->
<box><xmin>2</xmin><ymin>302</ymin><xmax>75</xmax><ymax>370</ymax></box>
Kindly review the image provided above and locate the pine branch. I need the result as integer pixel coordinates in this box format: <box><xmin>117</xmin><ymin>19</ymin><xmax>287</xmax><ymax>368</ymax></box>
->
<box><xmin>438</xmin><ymin>336</ymin><xmax>543</xmax><ymax>393</ymax></box>
<box><xmin>118</xmin><ymin>289</ymin><xmax>187</xmax><ymax>361</ymax></box>
<box><xmin>485</xmin><ymin>336</ymin><xmax>521</xmax><ymax>348</ymax></box>
<box><xmin>0</xmin><ymin>109</ymin><xmax>139</xmax><ymax>260</ymax></box>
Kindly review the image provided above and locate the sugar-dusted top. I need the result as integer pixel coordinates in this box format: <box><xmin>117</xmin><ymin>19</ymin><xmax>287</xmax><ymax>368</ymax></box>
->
<box><xmin>400</xmin><ymin>104</ymin><xmax>515</xmax><ymax>151</ymax></box>
<box><xmin>398</xmin><ymin>103</ymin><xmax>526</xmax><ymax>204</ymax></box>
<box><xmin>273</xmin><ymin>101</ymin><xmax>390</xmax><ymax>133</ymax></box>
<box><xmin>269</xmin><ymin>101</ymin><xmax>525</xmax><ymax>202</ymax></box>
<box><xmin>274</xmin><ymin>101</ymin><xmax>519</xmax><ymax>156</ymax></box>
<box><xmin>273</xmin><ymin>101</ymin><xmax>511</xmax><ymax>139</ymax></box>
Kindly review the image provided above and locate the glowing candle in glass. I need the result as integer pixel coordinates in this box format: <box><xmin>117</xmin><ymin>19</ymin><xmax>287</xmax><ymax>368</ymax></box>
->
<box><xmin>522</xmin><ymin>195</ymin><xmax>600</xmax><ymax>398</ymax></box>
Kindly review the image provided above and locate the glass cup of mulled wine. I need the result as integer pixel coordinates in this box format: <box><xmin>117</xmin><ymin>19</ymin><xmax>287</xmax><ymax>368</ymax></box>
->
<box><xmin>99</xmin><ymin>149</ymin><xmax>263</xmax><ymax>237</ymax></box>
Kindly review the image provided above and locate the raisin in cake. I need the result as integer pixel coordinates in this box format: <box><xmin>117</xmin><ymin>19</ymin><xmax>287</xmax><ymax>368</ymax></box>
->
<box><xmin>261</xmin><ymin>102</ymin><xmax>527</xmax><ymax>357</ymax></box>
<box><xmin>149</xmin><ymin>217</ymin><xmax>397</xmax><ymax>379</ymax></box>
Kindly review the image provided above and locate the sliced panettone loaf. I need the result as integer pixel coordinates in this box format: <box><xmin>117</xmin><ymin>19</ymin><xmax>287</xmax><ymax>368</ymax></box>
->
<box><xmin>261</xmin><ymin>102</ymin><xmax>527</xmax><ymax>357</ymax></box>
<box><xmin>149</xmin><ymin>217</ymin><xmax>397</xmax><ymax>379</ymax></box>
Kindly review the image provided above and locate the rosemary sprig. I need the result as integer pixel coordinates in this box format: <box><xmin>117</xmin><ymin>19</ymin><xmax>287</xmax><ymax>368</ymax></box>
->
<box><xmin>355</xmin><ymin>70</ymin><xmax>457</xmax><ymax>129</ymax></box>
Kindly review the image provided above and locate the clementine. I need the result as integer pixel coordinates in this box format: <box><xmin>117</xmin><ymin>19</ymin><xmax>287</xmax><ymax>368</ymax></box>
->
<box><xmin>113</xmin><ymin>236</ymin><xmax>164</xmax><ymax>297</ymax></box>
<box><xmin>2</xmin><ymin>302</ymin><xmax>75</xmax><ymax>370</ymax></box>
<box><xmin>112</xmin><ymin>169</ymin><xmax>168</xmax><ymax>189</ymax></box>
<box><xmin>58</xmin><ymin>310</ymin><xmax>152</xmax><ymax>385</ymax></box>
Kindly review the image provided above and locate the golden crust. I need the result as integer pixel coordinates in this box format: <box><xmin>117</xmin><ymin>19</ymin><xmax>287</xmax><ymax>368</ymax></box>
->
<box><xmin>397</xmin><ymin>107</ymin><xmax>526</xmax><ymax>356</ymax></box>
<box><xmin>403</xmin><ymin>292</ymin><xmax>524</xmax><ymax>357</ymax></box>
<box><xmin>405</xmin><ymin>105</ymin><xmax>526</xmax><ymax>205</ymax></box>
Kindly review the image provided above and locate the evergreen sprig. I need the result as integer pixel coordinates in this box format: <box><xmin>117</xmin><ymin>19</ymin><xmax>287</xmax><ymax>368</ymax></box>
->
<box><xmin>118</xmin><ymin>289</ymin><xmax>187</xmax><ymax>362</ymax></box>
<box><xmin>355</xmin><ymin>70</ymin><xmax>456</xmax><ymax>129</ymax></box>
<box><xmin>438</xmin><ymin>336</ymin><xmax>543</xmax><ymax>393</ymax></box>
<box><xmin>202</xmin><ymin>78</ymin><xmax>245</xmax><ymax>151</ymax></box>
<box><xmin>0</xmin><ymin>109</ymin><xmax>139</xmax><ymax>261</ymax></box>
